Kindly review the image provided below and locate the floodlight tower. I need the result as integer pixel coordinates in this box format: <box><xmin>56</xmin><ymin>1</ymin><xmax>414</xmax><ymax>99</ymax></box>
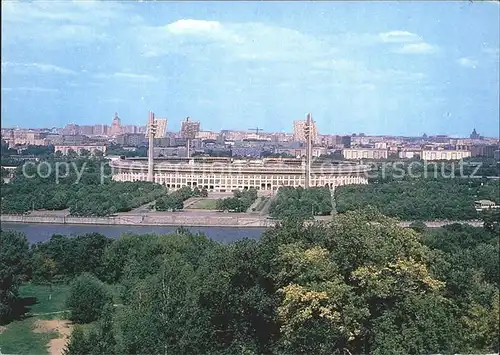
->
<box><xmin>304</xmin><ymin>113</ymin><xmax>313</xmax><ymax>188</ymax></box>
<box><xmin>147</xmin><ymin>111</ymin><xmax>157</xmax><ymax>182</ymax></box>
<box><xmin>181</xmin><ymin>116</ymin><xmax>200</xmax><ymax>158</ymax></box>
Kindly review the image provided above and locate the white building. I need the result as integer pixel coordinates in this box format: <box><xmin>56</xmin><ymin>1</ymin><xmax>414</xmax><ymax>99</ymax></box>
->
<box><xmin>420</xmin><ymin>150</ymin><xmax>471</xmax><ymax>161</ymax></box>
<box><xmin>111</xmin><ymin>158</ymin><xmax>370</xmax><ymax>192</ymax></box>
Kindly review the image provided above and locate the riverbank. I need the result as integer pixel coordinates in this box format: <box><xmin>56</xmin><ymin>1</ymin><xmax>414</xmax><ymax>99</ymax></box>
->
<box><xmin>0</xmin><ymin>213</ymin><xmax>484</xmax><ymax>228</ymax></box>
<box><xmin>0</xmin><ymin>212</ymin><xmax>276</xmax><ymax>228</ymax></box>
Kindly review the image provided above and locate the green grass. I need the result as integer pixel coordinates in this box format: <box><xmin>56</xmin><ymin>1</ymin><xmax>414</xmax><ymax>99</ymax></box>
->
<box><xmin>187</xmin><ymin>199</ymin><xmax>218</xmax><ymax>210</ymax></box>
<box><xmin>19</xmin><ymin>283</ymin><xmax>70</xmax><ymax>315</ymax></box>
<box><xmin>0</xmin><ymin>317</ymin><xmax>58</xmax><ymax>355</ymax></box>
<box><xmin>0</xmin><ymin>282</ymin><xmax>121</xmax><ymax>354</ymax></box>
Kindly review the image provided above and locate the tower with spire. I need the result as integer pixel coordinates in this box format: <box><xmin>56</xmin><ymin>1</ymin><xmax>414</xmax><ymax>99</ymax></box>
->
<box><xmin>110</xmin><ymin>112</ymin><xmax>122</xmax><ymax>136</ymax></box>
<box><xmin>470</xmin><ymin>128</ymin><xmax>480</xmax><ymax>140</ymax></box>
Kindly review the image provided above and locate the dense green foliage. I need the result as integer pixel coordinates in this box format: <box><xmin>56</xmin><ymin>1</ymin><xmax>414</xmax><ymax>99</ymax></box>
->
<box><xmin>421</xmin><ymin>223</ymin><xmax>499</xmax><ymax>352</ymax></box>
<box><xmin>269</xmin><ymin>186</ymin><xmax>332</xmax><ymax>219</ymax></box>
<box><xmin>216</xmin><ymin>188</ymin><xmax>258</xmax><ymax>212</ymax></box>
<box><xmin>66</xmin><ymin>273</ymin><xmax>112</xmax><ymax>324</ymax></box>
<box><xmin>30</xmin><ymin>233</ymin><xmax>112</xmax><ymax>280</ymax></box>
<box><xmin>155</xmin><ymin>186</ymin><xmax>208</xmax><ymax>211</ymax></box>
<box><xmin>2</xmin><ymin>209</ymin><xmax>498</xmax><ymax>353</ymax></box>
<box><xmin>335</xmin><ymin>178</ymin><xmax>499</xmax><ymax>220</ymax></box>
<box><xmin>0</xmin><ymin>158</ymin><xmax>167</xmax><ymax>216</ymax></box>
<box><xmin>0</xmin><ymin>231</ymin><xmax>30</xmax><ymax>324</ymax></box>
<box><xmin>367</xmin><ymin>158</ymin><xmax>499</xmax><ymax>182</ymax></box>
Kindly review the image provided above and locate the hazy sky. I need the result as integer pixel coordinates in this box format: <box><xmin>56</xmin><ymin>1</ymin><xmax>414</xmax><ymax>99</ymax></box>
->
<box><xmin>1</xmin><ymin>1</ymin><xmax>499</xmax><ymax>136</ymax></box>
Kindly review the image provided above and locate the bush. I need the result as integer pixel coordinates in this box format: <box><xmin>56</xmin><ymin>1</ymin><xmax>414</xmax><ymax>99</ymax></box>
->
<box><xmin>66</xmin><ymin>273</ymin><xmax>112</xmax><ymax>324</ymax></box>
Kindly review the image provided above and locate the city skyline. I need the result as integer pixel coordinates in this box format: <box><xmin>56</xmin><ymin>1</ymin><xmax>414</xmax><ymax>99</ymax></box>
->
<box><xmin>1</xmin><ymin>1</ymin><xmax>499</xmax><ymax>137</ymax></box>
<box><xmin>2</xmin><ymin>114</ymin><xmax>496</xmax><ymax>139</ymax></box>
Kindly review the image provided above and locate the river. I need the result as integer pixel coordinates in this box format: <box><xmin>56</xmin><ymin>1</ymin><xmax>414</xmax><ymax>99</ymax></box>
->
<box><xmin>1</xmin><ymin>223</ymin><xmax>266</xmax><ymax>244</ymax></box>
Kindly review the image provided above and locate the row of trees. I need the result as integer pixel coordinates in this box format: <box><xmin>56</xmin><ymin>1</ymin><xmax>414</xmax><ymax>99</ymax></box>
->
<box><xmin>155</xmin><ymin>186</ymin><xmax>208</xmax><ymax>211</ymax></box>
<box><xmin>335</xmin><ymin>178</ymin><xmax>499</xmax><ymax>220</ymax></box>
<box><xmin>1</xmin><ymin>158</ymin><xmax>167</xmax><ymax>216</ymax></box>
<box><xmin>2</xmin><ymin>208</ymin><xmax>498</xmax><ymax>353</ymax></box>
<box><xmin>368</xmin><ymin>158</ymin><xmax>499</xmax><ymax>183</ymax></box>
<box><xmin>269</xmin><ymin>186</ymin><xmax>332</xmax><ymax>219</ymax></box>
<box><xmin>106</xmin><ymin>144</ymin><xmax>148</xmax><ymax>158</ymax></box>
<box><xmin>216</xmin><ymin>188</ymin><xmax>258</xmax><ymax>212</ymax></box>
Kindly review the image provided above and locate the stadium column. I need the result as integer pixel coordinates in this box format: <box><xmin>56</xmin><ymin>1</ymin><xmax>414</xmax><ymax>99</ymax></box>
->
<box><xmin>147</xmin><ymin>111</ymin><xmax>156</xmax><ymax>182</ymax></box>
<box><xmin>304</xmin><ymin>113</ymin><xmax>312</xmax><ymax>188</ymax></box>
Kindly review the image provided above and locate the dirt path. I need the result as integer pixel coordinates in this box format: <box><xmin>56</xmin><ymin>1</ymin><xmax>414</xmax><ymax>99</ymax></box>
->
<box><xmin>33</xmin><ymin>320</ymin><xmax>72</xmax><ymax>355</ymax></box>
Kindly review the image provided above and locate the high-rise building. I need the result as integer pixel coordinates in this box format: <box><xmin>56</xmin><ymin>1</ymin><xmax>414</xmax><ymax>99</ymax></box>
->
<box><xmin>293</xmin><ymin>119</ymin><xmax>318</xmax><ymax>144</ymax></box>
<box><xmin>116</xmin><ymin>133</ymin><xmax>146</xmax><ymax>147</ymax></box>
<box><xmin>180</xmin><ymin>117</ymin><xmax>200</xmax><ymax>158</ymax></box>
<box><xmin>62</xmin><ymin>123</ymin><xmax>80</xmax><ymax>136</ymax></box>
<box><xmin>79</xmin><ymin>125</ymin><xmax>94</xmax><ymax>136</ymax></box>
<box><xmin>110</xmin><ymin>112</ymin><xmax>122</xmax><ymax>136</ymax></box>
<box><xmin>93</xmin><ymin>124</ymin><xmax>108</xmax><ymax>136</ymax></box>
<box><xmin>470</xmin><ymin>128</ymin><xmax>481</xmax><ymax>140</ymax></box>
<box><xmin>122</xmin><ymin>125</ymin><xmax>139</xmax><ymax>134</ymax></box>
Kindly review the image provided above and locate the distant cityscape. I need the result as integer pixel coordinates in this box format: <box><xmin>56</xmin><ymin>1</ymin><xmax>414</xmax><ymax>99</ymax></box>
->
<box><xmin>1</xmin><ymin>112</ymin><xmax>499</xmax><ymax>161</ymax></box>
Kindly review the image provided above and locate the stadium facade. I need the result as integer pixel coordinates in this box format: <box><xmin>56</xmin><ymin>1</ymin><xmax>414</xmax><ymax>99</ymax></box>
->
<box><xmin>110</xmin><ymin>157</ymin><xmax>371</xmax><ymax>192</ymax></box>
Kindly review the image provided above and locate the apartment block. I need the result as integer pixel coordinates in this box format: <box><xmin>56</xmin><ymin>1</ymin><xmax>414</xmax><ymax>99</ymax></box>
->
<box><xmin>420</xmin><ymin>150</ymin><xmax>471</xmax><ymax>161</ymax></box>
<box><xmin>342</xmin><ymin>148</ymin><xmax>389</xmax><ymax>160</ymax></box>
<box><xmin>55</xmin><ymin>145</ymin><xmax>107</xmax><ymax>155</ymax></box>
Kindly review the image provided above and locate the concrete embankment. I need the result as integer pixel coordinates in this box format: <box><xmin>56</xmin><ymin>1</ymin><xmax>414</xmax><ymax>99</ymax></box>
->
<box><xmin>0</xmin><ymin>214</ymin><xmax>276</xmax><ymax>228</ymax></box>
<box><xmin>0</xmin><ymin>214</ymin><xmax>484</xmax><ymax>228</ymax></box>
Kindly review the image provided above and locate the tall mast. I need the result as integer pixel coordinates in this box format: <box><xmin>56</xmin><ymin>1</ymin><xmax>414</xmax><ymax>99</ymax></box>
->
<box><xmin>147</xmin><ymin>111</ymin><xmax>155</xmax><ymax>182</ymax></box>
<box><xmin>305</xmin><ymin>113</ymin><xmax>312</xmax><ymax>188</ymax></box>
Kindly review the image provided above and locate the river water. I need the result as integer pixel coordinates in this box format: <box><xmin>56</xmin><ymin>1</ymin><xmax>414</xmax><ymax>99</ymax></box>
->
<box><xmin>1</xmin><ymin>223</ymin><xmax>266</xmax><ymax>244</ymax></box>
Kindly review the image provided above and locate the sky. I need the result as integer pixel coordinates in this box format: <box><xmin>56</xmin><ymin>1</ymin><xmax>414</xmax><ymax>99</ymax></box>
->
<box><xmin>1</xmin><ymin>1</ymin><xmax>499</xmax><ymax>137</ymax></box>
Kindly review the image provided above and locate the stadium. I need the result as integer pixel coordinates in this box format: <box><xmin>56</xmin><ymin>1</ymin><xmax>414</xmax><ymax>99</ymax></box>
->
<box><xmin>110</xmin><ymin>157</ymin><xmax>371</xmax><ymax>192</ymax></box>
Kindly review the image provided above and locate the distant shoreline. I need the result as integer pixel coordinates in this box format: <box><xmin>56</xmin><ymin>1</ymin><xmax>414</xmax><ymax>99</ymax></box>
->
<box><xmin>0</xmin><ymin>214</ymin><xmax>484</xmax><ymax>229</ymax></box>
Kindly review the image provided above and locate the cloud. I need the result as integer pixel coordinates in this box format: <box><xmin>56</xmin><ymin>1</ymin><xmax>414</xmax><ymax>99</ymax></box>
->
<box><xmin>1</xmin><ymin>62</ymin><xmax>77</xmax><ymax>75</ymax></box>
<box><xmin>166</xmin><ymin>19</ymin><xmax>222</xmax><ymax>35</ymax></box>
<box><xmin>113</xmin><ymin>72</ymin><xmax>159</xmax><ymax>82</ymax></box>
<box><xmin>2</xmin><ymin>86</ymin><xmax>59</xmax><ymax>93</ymax></box>
<box><xmin>1</xmin><ymin>1</ymin><xmax>130</xmax><ymax>45</ymax></box>
<box><xmin>457</xmin><ymin>57</ymin><xmax>478</xmax><ymax>68</ymax></box>
<box><xmin>379</xmin><ymin>31</ymin><xmax>421</xmax><ymax>43</ymax></box>
<box><xmin>94</xmin><ymin>72</ymin><xmax>159</xmax><ymax>82</ymax></box>
<box><xmin>393</xmin><ymin>42</ymin><xmax>437</xmax><ymax>54</ymax></box>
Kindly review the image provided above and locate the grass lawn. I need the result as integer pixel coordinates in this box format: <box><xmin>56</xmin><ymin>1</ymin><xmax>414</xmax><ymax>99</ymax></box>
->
<box><xmin>0</xmin><ymin>282</ymin><xmax>122</xmax><ymax>354</ymax></box>
<box><xmin>187</xmin><ymin>199</ymin><xmax>219</xmax><ymax>210</ymax></box>
<box><xmin>0</xmin><ymin>284</ymin><xmax>70</xmax><ymax>354</ymax></box>
<box><xmin>19</xmin><ymin>283</ymin><xmax>70</xmax><ymax>315</ymax></box>
<box><xmin>0</xmin><ymin>318</ymin><xmax>58</xmax><ymax>355</ymax></box>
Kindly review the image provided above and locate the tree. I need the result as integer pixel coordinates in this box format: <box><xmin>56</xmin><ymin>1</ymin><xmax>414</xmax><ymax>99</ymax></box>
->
<box><xmin>67</xmin><ymin>149</ymin><xmax>78</xmax><ymax>159</ymax></box>
<box><xmin>0</xmin><ymin>231</ymin><xmax>30</xmax><ymax>324</ymax></box>
<box><xmin>63</xmin><ymin>326</ymin><xmax>91</xmax><ymax>355</ymax></box>
<box><xmin>270</xmin><ymin>186</ymin><xmax>332</xmax><ymax>219</ymax></box>
<box><xmin>481</xmin><ymin>209</ymin><xmax>500</xmax><ymax>235</ymax></box>
<box><xmin>66</xmin><ymin>273</ymin><xmax>112</xmax><ymax>324</ymax></box>
<box><xmin>31</xmin><ymin>254</ymin><xmax>57</xmax><ymax>300</ymax></box>
<box><xmin>79</xmin><ymin>149</ymin><xmax>90</xmax><ymax>157</ymax></box>
<box><xmin>200</xmin><ymin>187</ymin><xmax>208</xmax><ymax>197</ymax></box>
<box><xmin>261</xmin><ymin>209</ymin><xmax>452</xmax><ymax>354</ymax></box>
